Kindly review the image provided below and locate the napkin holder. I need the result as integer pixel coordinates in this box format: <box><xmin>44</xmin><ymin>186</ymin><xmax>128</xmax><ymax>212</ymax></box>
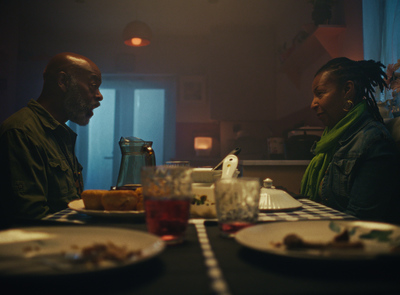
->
<box><xmin>190</xmin><ymin>183</ymin><xmax>217</xmax><ymax>218</ymax></box>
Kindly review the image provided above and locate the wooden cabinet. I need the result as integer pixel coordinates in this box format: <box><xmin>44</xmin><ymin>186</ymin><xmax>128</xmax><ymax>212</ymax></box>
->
<box><xmin>239</xmin><ymin>160</ymin><xmax>310</xmax><ymax>194</ymax></box>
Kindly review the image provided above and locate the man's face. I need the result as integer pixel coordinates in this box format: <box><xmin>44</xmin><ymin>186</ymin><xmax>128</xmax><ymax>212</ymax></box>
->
<box><xmin>64</xmin><ymin>70</ymin><xmax>102</xmax><ymax>126</ymax></box>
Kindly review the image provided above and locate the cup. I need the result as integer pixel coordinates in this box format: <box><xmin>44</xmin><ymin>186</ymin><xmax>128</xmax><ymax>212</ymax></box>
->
<box><xmin>141</xmin><ymin>166</ymin><xmax>193</xmax><ymax>245</ymax></box>
<box><xmin>214</xmin><ymin>177</ymin><xmax>261</xmax><ymax>238</ymax></box>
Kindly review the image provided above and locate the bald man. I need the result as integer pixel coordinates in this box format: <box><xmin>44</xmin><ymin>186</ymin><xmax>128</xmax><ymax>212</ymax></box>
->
<box><xmin>0</xmin><ymin>53</ymin><xmax>103</xmax><ymax>226</ymax></box>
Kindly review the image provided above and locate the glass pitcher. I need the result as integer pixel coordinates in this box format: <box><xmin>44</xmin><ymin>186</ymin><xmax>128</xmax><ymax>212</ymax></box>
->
<box><xmin>116</xmin><ymin>137</ymin><xmax>156</xmax><ymax>188</ymax></box>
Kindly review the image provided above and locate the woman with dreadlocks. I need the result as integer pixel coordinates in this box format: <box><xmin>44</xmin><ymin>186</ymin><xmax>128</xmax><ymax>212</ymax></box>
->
<box><xmin>301</xmin><ymin>57</ymin><xmax>400</xmax><ymax>223</ymax></box>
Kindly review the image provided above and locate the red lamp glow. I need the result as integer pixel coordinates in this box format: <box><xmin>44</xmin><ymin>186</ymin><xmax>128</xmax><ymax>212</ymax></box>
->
<box><xmin>123</xmin><ymin>21</ymin><xmax>152</xmax><ymax>47</ymax></box>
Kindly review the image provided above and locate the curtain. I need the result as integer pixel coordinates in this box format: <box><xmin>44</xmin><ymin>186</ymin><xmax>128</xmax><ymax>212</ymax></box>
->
<box><xmin>363</xmin><ymin>0</ymin><xmax>400</xmax><ymax>102</ymax></box>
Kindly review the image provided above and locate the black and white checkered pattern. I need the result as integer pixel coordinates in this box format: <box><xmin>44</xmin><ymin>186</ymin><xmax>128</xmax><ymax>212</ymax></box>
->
<box><xmin>42</xmin><ymin>209</ymin><xmax>89</xmax><ymax>224</ymax></box>
<box><xmin>43</xmin><ymin>198</ymin><xmax>355</xmax><ymax>225</ymax></box>
<box><xmin>258</xmin><ymin>199</ymin><xmax>355</xmax><ymax>222</ymax></box>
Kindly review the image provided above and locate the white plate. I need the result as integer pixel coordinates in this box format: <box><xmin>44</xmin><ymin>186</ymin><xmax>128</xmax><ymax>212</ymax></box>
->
<box><xmin>235</xmin><ymin>220</ymin><xmax>400</xmax><ymax>260</ymax></box>
<box><xmin>0</xmin><ymin>226</ymin><xmax>165</xmax><ymax>276</ymax></box>
<box><xmin>68</xmin><ymin>199</ymin><xmax>145</xmax><ymax>218</ymax></box>
<box><xmin>259</xmin><ymin>188</ymin><xmax>302</xmax><ymax>211</ymax></box>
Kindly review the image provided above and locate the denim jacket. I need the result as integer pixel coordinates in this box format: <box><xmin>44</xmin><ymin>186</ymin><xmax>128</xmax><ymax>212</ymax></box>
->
<box><xmin>315</xmin><ymin>111</ymin><xmax>400</xmax><ymax>224</ymax></box>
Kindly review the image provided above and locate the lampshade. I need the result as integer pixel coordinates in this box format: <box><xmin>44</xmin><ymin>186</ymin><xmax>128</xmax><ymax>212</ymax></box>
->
<box><xmin>194</xmin><ymin>137</ymin><xmax>213</xmax><ymax>157</ymax></box>
<box><xmin>123</xmin><ymin>21</ymin><xmax>152</xmax><ymax>47</ymax></box>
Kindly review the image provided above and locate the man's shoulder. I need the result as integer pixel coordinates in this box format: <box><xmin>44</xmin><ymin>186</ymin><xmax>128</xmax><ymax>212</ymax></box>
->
<box><xmin>1</xmin><ymin>107</ymin><xmax>33</xmax><ymax>129</ymax></box>
<box><xmin>0</xmin><ymin>102</ymin><xmax>42</xmax><ymax>136</ymax></box>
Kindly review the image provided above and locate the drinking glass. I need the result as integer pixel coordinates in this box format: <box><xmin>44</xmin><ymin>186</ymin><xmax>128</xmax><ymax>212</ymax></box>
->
<box><xmin>214</xmin><ymin>177</ymin><xmax>261</xmax><ymax>238</ymax></box>
<box><xmin>141</xmin><ymin>166</ymin><xmax>193</xmax><ymax>245</ymax></box>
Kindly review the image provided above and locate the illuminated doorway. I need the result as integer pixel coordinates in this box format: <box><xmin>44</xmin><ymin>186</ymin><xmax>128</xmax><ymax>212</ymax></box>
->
<box><xmin>69</xmin><ymin>75</ymin><xmax>176</xmax><ymax>190</ymax></box>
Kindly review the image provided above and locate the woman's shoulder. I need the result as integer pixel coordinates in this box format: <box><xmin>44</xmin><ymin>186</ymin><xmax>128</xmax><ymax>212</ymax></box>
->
<box><xmin>361</xmin><ymin>116</ymin><xmax>394</xmax><ymax>141</ymax></box>
<box><xmin>347</xmin><ymin>112</ymin><xmax>392</xmax><ymax>140</ymax></box>
<box><xmin>339</xmin><ymin>113</ymin><xmax>398</xmax><ymax>157</ymax></box>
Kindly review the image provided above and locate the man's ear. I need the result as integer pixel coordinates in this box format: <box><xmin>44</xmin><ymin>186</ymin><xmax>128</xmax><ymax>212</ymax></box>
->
<box><xmin>57</xmin><ymin>71</ymin><xmax>69</xmax><ymax>93</ymax></box>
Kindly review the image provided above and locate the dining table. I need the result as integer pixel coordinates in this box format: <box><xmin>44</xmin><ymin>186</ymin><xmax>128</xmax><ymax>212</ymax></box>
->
<box><xmin>1</xmin><ymin>195</ymin><xmax>400</xmax><ymax>295</ymax></box>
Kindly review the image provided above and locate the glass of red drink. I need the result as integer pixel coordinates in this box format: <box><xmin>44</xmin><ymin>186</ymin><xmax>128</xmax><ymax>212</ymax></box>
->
<box><xmin>141</xmin><ymin>166</ymin><xmax>193</xmax><ymax>245</ymax></box>
<box><xmin>214</xmin><ymin>177</ymin><xmax>261</xmax><ymax>238</ymax></box>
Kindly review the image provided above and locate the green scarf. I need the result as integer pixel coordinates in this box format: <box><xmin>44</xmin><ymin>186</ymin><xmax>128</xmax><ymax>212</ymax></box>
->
<box><xmin>300</xmin><ymin>101</ymin><xmax>367</xmax><ymax>201</ymax></box>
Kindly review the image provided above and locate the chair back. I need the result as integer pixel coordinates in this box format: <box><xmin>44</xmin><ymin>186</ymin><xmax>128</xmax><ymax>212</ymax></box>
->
<box><xmin>386</xmin><ymin>117</ymin><xmax>400</xmax><ymax>153</ymax></box>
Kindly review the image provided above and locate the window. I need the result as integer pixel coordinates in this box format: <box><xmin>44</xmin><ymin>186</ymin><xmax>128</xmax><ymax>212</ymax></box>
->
<box><xmin>363</xmin><ymin>0</ymin><xmax>400</xmax><ymax>102</ymax></box>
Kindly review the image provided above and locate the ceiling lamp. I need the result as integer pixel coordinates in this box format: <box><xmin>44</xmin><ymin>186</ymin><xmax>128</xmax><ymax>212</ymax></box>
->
<box><xmin>123</xmin><ymin>21</ymin><xmax>152</xmax><ymax>47</ymax></box>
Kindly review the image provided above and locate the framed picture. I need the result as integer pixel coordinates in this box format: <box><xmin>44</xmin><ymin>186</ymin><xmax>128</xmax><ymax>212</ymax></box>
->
<box><xmin>179</xmin><ymin>75</ymin><xmax>206</xmax><ymax>103</ymax></box>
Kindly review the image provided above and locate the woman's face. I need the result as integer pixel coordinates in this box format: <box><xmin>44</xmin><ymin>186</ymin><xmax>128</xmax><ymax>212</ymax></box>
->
<box><xmin>311</xmin><ymin>71</ymin><xmax>348</xmax><ymax>129</ymax></box>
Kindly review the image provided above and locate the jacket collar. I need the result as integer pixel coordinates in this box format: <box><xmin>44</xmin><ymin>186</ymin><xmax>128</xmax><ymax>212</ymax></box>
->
<box><xmin>310</xmin><ymin>111</ymin><xmax>376</xmax><ymax>154</ymax></box>
<box><xmin>27</xmin><ymin>99</ymin><xmax>77</xmax><ymax>138</ymax></box>
<box><xmin>337</xmin><ymin>111</ymin><xmax>375</xmax><ymax>146</ymax></box>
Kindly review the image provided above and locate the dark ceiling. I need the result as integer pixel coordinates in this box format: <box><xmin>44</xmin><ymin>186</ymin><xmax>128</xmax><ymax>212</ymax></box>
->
<box><xmin>17</xmin><ymin>0</ymin><xmax>311</xmax><ymax>40</ymax></box>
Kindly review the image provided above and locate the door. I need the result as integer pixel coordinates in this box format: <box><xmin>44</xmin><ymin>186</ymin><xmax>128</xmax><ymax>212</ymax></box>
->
<box><xmin>69</xmin><ymin>74</ymin><xmax>176</xmax><ymax>190</ymax></box>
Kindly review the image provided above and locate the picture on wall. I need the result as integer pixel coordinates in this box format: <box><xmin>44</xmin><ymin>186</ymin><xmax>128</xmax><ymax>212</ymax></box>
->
<box><xmin>179</xmin><ymin>75</ymin><xmax>206</xmax><ymax>103</ymax></box>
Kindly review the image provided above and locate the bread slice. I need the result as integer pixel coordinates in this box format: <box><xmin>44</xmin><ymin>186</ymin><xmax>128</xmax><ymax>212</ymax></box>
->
<box><xmin>81</xmin><ymin>190</ymin><xmax>107</xmax><ymax>210</ymax></box>
<box><xmin>101</xmin><ymin>190</ymin><xmax>139</xmax><ymax>211</ymax></box>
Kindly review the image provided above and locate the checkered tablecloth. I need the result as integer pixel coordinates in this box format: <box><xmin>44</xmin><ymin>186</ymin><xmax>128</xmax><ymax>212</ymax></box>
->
<box><xmin>258</xmin><ymin>198</ymin><xmax>355</xmax><ymax>222</ymax></box>
<box><xmin>42</xmin><ymin>209</ymin><xmax>91</xmax><ymax>224</ymax></box>
<box><xmin>42</xmin><ymin>198</ymin><xmax>355</xmax><ymax>224</ymax></box>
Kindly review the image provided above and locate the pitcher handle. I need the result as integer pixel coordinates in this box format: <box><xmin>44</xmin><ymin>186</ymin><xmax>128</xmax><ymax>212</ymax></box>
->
<box><xmin>142</xmin><ymin>145</ymin><xmax>156</xmax><ymax>166</ymax></box>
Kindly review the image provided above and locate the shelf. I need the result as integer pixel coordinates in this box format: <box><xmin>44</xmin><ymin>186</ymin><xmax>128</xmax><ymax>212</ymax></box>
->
<box><xmin>280</xmin><ymin>25</ymin><xmax>346</xmax><ymax>88</ymax></box>
<box><xmin>240</xmin><ymin>160</ymin><xmax>310</xmax><ymax>166</ymax></box>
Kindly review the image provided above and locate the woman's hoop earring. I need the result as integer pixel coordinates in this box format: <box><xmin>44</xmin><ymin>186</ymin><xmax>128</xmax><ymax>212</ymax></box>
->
<box><xmin>343</xmin><ymin>100</ymin><xmax>354</xmax><ymax>112</ymax></box>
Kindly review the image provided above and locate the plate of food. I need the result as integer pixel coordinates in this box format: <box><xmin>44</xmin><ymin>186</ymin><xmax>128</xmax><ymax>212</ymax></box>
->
<box><xmin>68</xmin><ymin>189</ymin><xmax>145</xmax><ymax>218</ymax></box>
<box><xmin>235</xmin><ymin>220</ymin><xmax>400</xmax><ymax>260</ymax></box>
<box><xmin>0</xmin><ymin>226</ymin><xmax>165</xmax><ymax>276</ymax></box>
